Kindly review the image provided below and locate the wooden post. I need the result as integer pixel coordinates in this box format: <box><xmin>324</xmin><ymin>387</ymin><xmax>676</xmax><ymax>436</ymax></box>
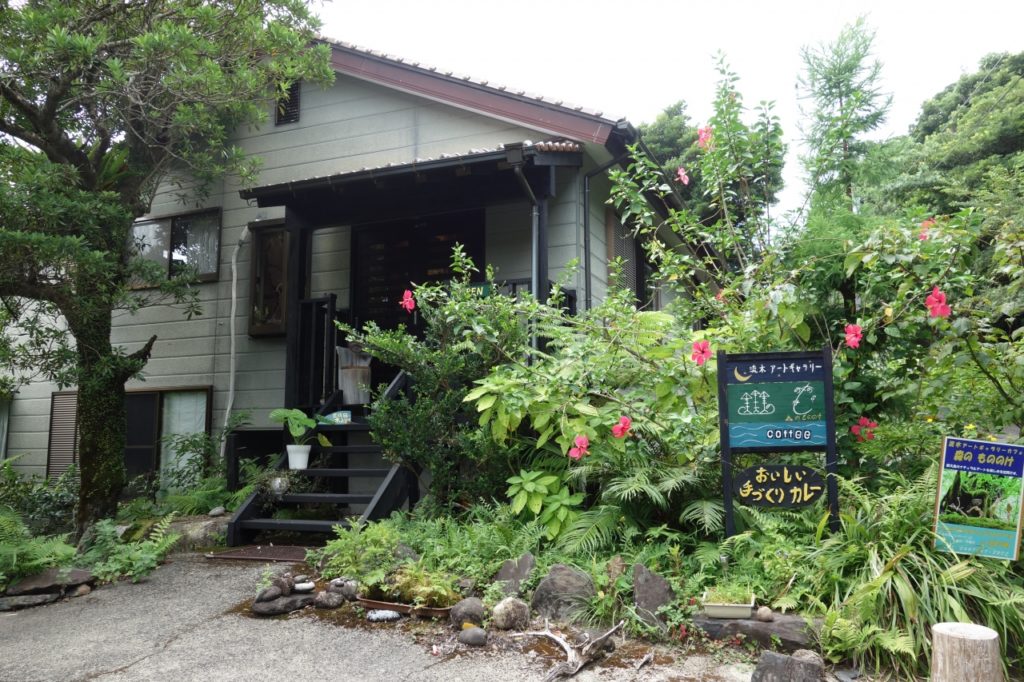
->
<box><xmin>931</xmin><ymin>622</ymin><xmax>1002</xmax><ymax>682</ymax></box>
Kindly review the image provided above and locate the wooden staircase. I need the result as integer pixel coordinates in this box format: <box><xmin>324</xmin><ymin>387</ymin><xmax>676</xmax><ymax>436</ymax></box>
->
<box><xmin>226</xmin><ymin>373</ymin><xmax>417</xmax><ymax>546</ymax></box>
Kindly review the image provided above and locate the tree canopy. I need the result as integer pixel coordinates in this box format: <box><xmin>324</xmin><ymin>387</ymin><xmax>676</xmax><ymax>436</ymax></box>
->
<box><xmin>0</xmin><ymin>0</ymin><xmax>332</xmax><ymax>534</ymax></box>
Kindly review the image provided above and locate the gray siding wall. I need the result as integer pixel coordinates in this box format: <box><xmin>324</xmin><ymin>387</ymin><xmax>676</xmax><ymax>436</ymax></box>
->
<box><xmin>5</xmin><ymin>75</ymin><xmax>601</xmax><ymax>477</ymax></box>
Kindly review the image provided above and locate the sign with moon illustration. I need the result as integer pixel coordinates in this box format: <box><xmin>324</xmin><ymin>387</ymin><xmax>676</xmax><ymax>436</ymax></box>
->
<box><xmin>724</xmin><ymin>357</ymin><xmax>827</xmax><ymax>447</ymax></box>
<box><xmin>716</xmin><ymin>347</ymin><xmax>840</xmax><ymax>537</ymax></box>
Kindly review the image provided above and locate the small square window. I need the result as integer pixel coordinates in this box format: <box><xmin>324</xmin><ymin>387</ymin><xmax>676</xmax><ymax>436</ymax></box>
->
<box><xmin>276</xmin><ymin>81</ymin><xmax>301</xmax><ymax>125</ymax></box>
<box><xmin>132</xmin><ymin>210</ymin><xmax>220</xmax><ymax>284</ymax></box>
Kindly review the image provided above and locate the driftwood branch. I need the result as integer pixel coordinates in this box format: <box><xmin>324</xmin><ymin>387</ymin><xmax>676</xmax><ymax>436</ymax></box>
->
<box><xmin>513</xmin><ymin>620</ymin><xmax>625</xmax><ymax>681</ymax></box>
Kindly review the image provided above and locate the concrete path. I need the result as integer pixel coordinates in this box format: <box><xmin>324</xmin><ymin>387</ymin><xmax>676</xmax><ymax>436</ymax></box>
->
<box><xmin>0</xmin><ymin>554</ymin><xmax>755</xmax><ymax>682</ymax></box>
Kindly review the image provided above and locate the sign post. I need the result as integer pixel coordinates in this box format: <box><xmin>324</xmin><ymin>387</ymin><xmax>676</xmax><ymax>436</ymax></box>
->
<box><xmin>716</xmin><ymin>346</ymin><xmax>839</xmax><ymax>537</ymax></box>
<box><xmin>934</xmin><ymin>436</ymin><xmax>1024</xmax><ymax>561</ymax></box>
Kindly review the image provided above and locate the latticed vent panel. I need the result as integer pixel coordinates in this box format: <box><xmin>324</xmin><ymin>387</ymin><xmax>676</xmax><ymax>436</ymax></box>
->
<box><xmin>47</xmin><ymin>392</ymin><xmax>78</xmax><ymax>479</ymax></box>
<box><xmin>276</xmin><ymin>81</ymin><xmax>301</xmax><ymax>125</ymax></box>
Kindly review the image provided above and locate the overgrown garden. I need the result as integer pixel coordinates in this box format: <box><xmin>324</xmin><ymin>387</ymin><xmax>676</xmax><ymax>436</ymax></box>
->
<box><xmin>334</xmin><ymin>27</ymin><xmax>1024</xmax><ymax>679</ymax></box>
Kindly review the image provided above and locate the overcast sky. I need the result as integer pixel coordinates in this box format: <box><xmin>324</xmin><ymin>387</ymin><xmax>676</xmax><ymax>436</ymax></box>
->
<box><xmin>317</xmin><ymin>0</ymin><xmax>1024</xmax><ymax>216</ymax></box>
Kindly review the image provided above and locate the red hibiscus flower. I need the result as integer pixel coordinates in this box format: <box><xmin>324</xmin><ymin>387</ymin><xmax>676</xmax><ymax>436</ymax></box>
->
<box><xmin>844</xmin><ymin>324</ymin><xmax>863</xmax><ymax>349</ymax></box>
<box><xmin>399</xmin><ymin>289</ymin><xmax>416</xmax><ymax>313</ymax></box>
<box><xmin>612</xmin><ymin>416</ymin><xmax>632</xmax><ymax>439</ymax></box>
<box><xmin>690</xmin><ymin>340</ymin><xmax>712</xmax><ymax>366</ymax></box>
<box><xmin>925</xmin><ymin>286</ymin><xmax>951</xmax><ymax>318</ymax></box>
<box><xmin>568</xmin><ymin>434</ymin><xmax>590</xmax><ymax>460</ymax></box>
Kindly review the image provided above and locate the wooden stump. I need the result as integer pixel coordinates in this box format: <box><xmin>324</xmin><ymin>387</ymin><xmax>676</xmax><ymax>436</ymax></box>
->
<box><xmin>931</xmin><ymin>622</ymin><xmax>1003</xmax><ymax>682</ymax></box>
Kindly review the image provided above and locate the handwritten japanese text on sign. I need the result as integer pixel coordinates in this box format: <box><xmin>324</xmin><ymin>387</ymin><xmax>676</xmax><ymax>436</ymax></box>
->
<box><xmin>734</xmin><ymin>465</ymin><xmax>825</xmax><ymax>507</ymax></box>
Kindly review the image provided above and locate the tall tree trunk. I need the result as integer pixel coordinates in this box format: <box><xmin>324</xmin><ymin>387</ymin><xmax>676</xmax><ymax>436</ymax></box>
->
<box><xmin>72</xmin><ymin>313</ymin><xmax>127</xmax><ymax>538</ymax></box>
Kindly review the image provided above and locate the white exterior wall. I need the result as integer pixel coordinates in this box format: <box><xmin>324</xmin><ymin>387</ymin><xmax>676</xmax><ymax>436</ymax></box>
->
<box><xmin>5</xmin><ymin>75</ymin><xmax>610</xmax><ymax>477</ymax></box>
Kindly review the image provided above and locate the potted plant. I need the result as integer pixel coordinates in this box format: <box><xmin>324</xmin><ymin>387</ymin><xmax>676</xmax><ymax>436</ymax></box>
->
<box><xmin>269</xmin><ymin>408</ymin><xmax>330</xmax><ymax>469</ymax></box>
<box><xmin>702</xmin><ymin>581</ymin><xmax>755</xmax><ymax>619</ymax></box>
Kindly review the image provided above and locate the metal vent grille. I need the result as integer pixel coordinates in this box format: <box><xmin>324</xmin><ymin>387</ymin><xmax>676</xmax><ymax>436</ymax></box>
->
<box><xmin>47</xmin><ymin>392</ymin><xmax>78</xmax><ymax>479</ymax></box>
<box><xmin>275</xmin><ymin>81</ymin><xmax>301</xmax><ymax>125</ymax></box>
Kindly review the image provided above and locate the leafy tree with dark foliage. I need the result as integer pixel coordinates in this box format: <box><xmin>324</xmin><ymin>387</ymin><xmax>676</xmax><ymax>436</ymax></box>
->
<box><xmin>0</xmin><ymin>0</ymin><xmax>332</xmax><ymax>536</ymax></box>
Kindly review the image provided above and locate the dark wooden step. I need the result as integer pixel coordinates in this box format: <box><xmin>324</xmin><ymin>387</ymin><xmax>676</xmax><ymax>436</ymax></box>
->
<box><xmin>319</xmin><ymin>445</ymin><xmax>381</xmax><ymax>455</ymax></box>
<box><xmin>236</xmin><ymin>518</ymin><xmax>351</xmax><ymax>533</ymax></box>
<box><xmin>278</xmin><ymin>493</ymin><xmax>374</xmax><ymax>504</ymax></box>
<box><xmin>297</xmin><ymin>467</ymin><xmax>392</xmax><ymax>478</ymax></box>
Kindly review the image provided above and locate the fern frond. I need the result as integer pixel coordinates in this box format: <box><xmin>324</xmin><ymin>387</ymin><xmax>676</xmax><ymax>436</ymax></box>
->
<box><xmin>679</xmin><ymin>499</ymin><xmax>724</xmax><ymax>534</ymax></box>
<box><xmin>558</xmin><ymin>506</ymin><xmax>620</xmax><ymax>554</ymax></box>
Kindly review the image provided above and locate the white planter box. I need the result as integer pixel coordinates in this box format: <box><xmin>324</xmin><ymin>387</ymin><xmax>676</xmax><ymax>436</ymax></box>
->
<box><xmin>702</xmin><ymin>590</ymin><xmax>755</xmax><ymax>619</ymax></box>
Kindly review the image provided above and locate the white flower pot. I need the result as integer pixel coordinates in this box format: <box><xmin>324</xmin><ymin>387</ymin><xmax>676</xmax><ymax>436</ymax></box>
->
<box><xmin>286</xmin><ymin>444</ymin><xmax>311</xmax><ymax>470</ymax></box>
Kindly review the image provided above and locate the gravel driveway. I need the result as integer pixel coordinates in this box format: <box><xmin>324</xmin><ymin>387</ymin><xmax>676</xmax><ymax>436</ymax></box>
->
<box><xmin>0</xmin><ymin>553</ymin><xmax>755</xmax><ymax>682</ymax></box>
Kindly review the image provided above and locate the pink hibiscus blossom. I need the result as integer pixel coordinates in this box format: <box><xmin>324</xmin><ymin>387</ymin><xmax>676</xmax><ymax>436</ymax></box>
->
<box><xmin>844</xmin><ymin>324</ymin><xmax>863</xmax><ymax>349</ymax></box>
<box><xmin>925</xmin><ymin>286</ymin><xmax>951</xmax><ymax>318</ymax></box>
<box><xmin>612</xmin><ymin>416</ymin><xmax>632</xmax><ymax>439</ymax></box>
<box><xmin>850</xmin><ymin>416</ymin><xmax>879</xmax><ymax>443</ymax></box>
<box><xmin>919</xmin><ymin>218</ymin><xmax>935</xmax><ymax>241</ymax></box>
<box><xmin>697</xmin><ymin>126</ymin><xmax>713</xmax><ymax>150</ymax></box>
<box><xmin>690</xmin><ymin>340</ymin><xmax>712</xmax><ymax>366</ymax></box>
<box><xmin>676</xmin><ymin>167</ymin><xmax>690</xmax><ymax>185</ymax></box>
<box><xmin>568</xmin><ymin>434</ymin><xmax>590</xmax><ymax>460</ymax></box>
<box><xmin>399</xmin><ymin>289</ymin><xmax>416</xmax><ymax>313</ymax></box>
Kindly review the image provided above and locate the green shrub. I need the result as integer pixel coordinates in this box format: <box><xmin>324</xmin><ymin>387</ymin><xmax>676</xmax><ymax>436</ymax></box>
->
<box><xmin>0</xmin><ymin>507</ymin><xmax>76</xmax><ymax>587</ymax></box>
<box><xmin>0</xmin><ymin>458</ymin><xmax>78</xmax><ymax>535</ymax></box>
<box><xmin>340</xmin><ymin>246</ymin><xmax>531</xmax><ymax>511</ymax></box>
<box><xmin>309</xmin><ymin>519</ymin><xmax>401</xmax><ymax>590</ymax></box>
<box><xmin>82</xmin><ymin>514</ymin><xmax>181</xmax><ymax>583</ymax></box>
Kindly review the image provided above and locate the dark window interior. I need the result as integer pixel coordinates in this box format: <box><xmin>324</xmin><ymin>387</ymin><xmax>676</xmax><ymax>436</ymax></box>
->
<box><xmin>124</xmin><ymin>392</ymin><xmax>160</xmax><ymax>480</ymax></box>
<box><xmin>351</xmin><ymin>210</ymin><xmax>485</xmax><ymax>331</ymax></box>
<box><xmin>249</xmin><ymin>222</ymin><xmax>289</xmax><ymax>336</ymax></box>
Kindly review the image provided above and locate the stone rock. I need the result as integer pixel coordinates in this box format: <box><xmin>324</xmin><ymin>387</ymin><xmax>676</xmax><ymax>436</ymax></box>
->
<box><xmin>367</xmin><ymin>609</ymin><xmax>402</xmax><ymax>622</ymax></box>
<box><xmin>5</xmin><ymin>567</ymin><xmax>94</xmax><ymax>596</ymax></box>
<box><xmin>834</xmin><ymin>668</ymin><xmax>862</xmax><ymax>682</ymax></box>
<box><xmin>530</xmin><ymin>564</ymin><xmax>595</xmax><ymax>623</ymax></box>
<box><xmin>270</xmin><ymin>574</ymin><xmax>293</xmax><ymax>597</ymax></box>
<box><xmin>456</xmin><ymin>578</ymin><xmax>475</xmax><ymax>596</ymax></box>
<box><xmin>394</xmin><ymin>543</ymin><xmax>420</xmax><ymax>562</ymax></box>
<box><xmin>314</xmin><ymin>591</ymin><xmax>346</xmax><ymax>609</ymax></box>
<box><xmin>328</xmin><ymin>577</ymin><xmax>359</xmax><ymax>600</ymax></box>
<box><xmin>292</xmin><ymin>581</ymin><xmax>316</xmax><ymax>593</ymax></box>
<box><xmin>792</xmin><ymin>649</ymin><xmax>824</xmax><ymax>667</ymax></box>
<box><xmin>692</xmin><ymin>613</ymin><xmax>820</xmax><ymax>652</ymax></box>
<box><xmin>606</xmin><ymin>555</ymin><xmax>626</xmax><ymax>581</ymax></box>
<box><xmin>751</xmin><ymin>650</ymin><xmax>825</xmax><ymax>682</ymax></box>
<box><xmin>450</xmin><ymin>597</ymin><xmax>485</xmax><ymax>628</ymax></box>
<box><xmin>166</xmin><ymin>515</ymin><xmax>225</xmax><ymax>553</ymax></box>
<box><xmin>293</xmin><ymin>574</ymin><xmax>309</xmax><ymax>584</ymax></box>
<box><xmin>250</xmin><ymin>593</ymin><xmax>314</xmax><ymax>616</ymax></box>
<box><xmin>495</xmin><ymin>552</ymin><xmax>535</xmax><ymax>596</ymax></box>
<box><xmin>756</xmin><ymin>606</ymin><xmax>775</xmax><ymax>622</ymax></box>
<box><xmin>207</xmin><ymin>506</ymin><xmax>226</xmax><ymax>517</ymax></box>
<box><xmin>458</xmin><ymin>626</ymin><xmax>487</xmax><ymax>646</ymax></box>
<box><xmin>69</xmin><ymin>584</ymin><xmax>92</xmax><ymax>598</ymax></box>
<box><xmin>0</xmin><ymin>593</ymin><xmax>61</xmax><ymax>611</ymax></box>
<box><xmin>633</xmin><ymin>564</ymin><xmax>675</xmax><ymax>630</ymax></box>
<box><xmin>491</xmin><ymin>597</ymin><xmax>529</xmax><ymax>630</ymax></box>
<box><xmin>255</xmin><ymin>585</ymin><xmax>282</xmax><ymax>603</ymax></box>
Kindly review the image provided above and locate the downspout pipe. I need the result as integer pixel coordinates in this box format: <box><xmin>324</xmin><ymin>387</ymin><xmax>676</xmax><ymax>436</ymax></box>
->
<box><xmin>583</xmin><ymin>153</ymin><xmax>630</xmax><ymax>311</ymax></box>
<box><xmin>219</xmin><ymin>225</ymin><xmax>250</xmax><ymax>464</ymax></box>
<box><xmin>512</xmin><ymin>165</ymin><xmax>540</xmax><ymax>302</ymax></box>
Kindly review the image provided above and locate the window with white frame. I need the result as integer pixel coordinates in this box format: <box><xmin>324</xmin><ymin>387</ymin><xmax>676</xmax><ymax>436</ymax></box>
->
<box><xmin>132</xmin><ymin>210</ymin><xmax>221</xmax><ymax>282</ymax></box>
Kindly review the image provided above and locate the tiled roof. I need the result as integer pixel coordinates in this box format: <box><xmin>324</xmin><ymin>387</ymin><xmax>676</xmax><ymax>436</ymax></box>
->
<box><xmin>319</xmin><ymin>37</ymin><xmax>621</xmax><ymax>123</ymax></box>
